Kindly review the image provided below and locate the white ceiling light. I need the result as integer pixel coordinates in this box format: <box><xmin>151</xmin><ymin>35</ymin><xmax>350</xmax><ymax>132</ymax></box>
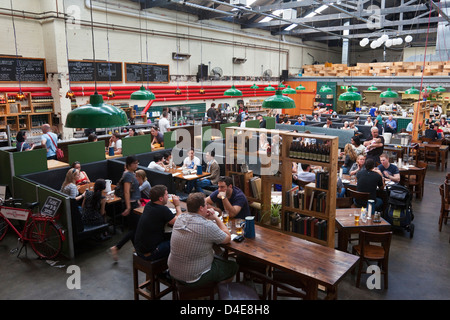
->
<box><xmin>405</xmin><ymin>35</ymin><xmax>413</xmax><ymax>43</ymax></box>
<box><xmin>285</xmin><ymin>23</ymin><xmax>298</xmax><ymax>31</ymax></box>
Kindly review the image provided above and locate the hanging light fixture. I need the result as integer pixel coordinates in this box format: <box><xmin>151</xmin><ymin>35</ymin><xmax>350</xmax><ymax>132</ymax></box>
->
<box><xmin>130</xmin><ymin>9</ymin><xmax>154</xmax><ymax>100</ymax></box>
<box><xmin>264</xmin><ymin>84</ymin><xmax>276</xmax><ymax>91</ymax></box>
<box><xmin>319</xmin><ymin>85</ymin><xmax>333</xmax><ymax>93</ymax></box>
<box><xmin>262</xmin><ymin>89</ymin><xmax>295</xmax><ymax>109</ymax></box>
<box><xmin>62</xmin><ymin>0</ymin><xmax>75</xmax><ymax>100</ymax></box>
<box><xmin>367</xmin><ymin>85</ymin><xmax>378</xmax><ymax>91</ymax></box>
<box><xmin>250</xmin><ymin>83</ymin><xmax>259</xmax><ymax>89</ymax></box>
<box><xmin>223</xmin><ymin>16</ymin><xmax>242</xmax><ymax>97</ymax></box>
<box><xmin>405</xmin><ymin>86</ymin><xmax>420</xmax><ymax>94</ymax></box>
<box><xmin>65</xmin><ymin>0</ymin><xmax>128</xmax><ymax>129</ymax></box>
<box><xmin>296</xmin><ymin>84</ymin><xmax>306</xmax><ymax>91</ymax></box>
<box><xmin>10</xmin><ymin>0</ymin><xmax>25</xmax><ymax>101</ymax></box>
<box><xmin>435</xmin><ymin>85</ymin><xmax>446</xmax><ymax>93</ymax></box>
<box><xmin>380</xmin><ymin>88</ymin><xmax>399</xmax><ymax>98</ymax></box>
<box><xmin>282</xmin><ymin>85</ymin><xmax>297</xmax><ymax>94</ymax></box>
<box><xmin>338</xmin><ymin>86</ymin><xmax>362</xmax><ymax>101</ymax></box>
<box><xmin>199</xmin><ymin>21</ymin><xmax>206</xmax><ymax>95</ymax></box>
<box><xmin>277</xmin><ymin>83</ymin><xmax>286</xmax><ymax>89</ymax></box>
<box><xmin>105</xmin><ymin>1</ymin><xmax>115</xmax><ymax>99</ymax></box>
<box><xmin>422</xmin><ymin>86</ymin><xmax>436</xmax><ymax>93</ymax></box>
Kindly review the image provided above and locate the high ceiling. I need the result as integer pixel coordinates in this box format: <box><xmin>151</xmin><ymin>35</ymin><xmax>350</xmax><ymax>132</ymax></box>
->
<box><xmin>131</xmin><ymin>0</ymin><xmax>448</xmax><ymax>48</ymax></box>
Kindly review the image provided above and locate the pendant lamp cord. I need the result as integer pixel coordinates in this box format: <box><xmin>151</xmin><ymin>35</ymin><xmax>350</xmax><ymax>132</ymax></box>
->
<box><xmin>89</xmin><ymin>0</ymin><xmax>97</xmax><ymax>94</ymax></box>
<box><xmin>105</xmin><ymin>1</ymin><xmax>112</xmax><ymax>92</ymax></box>
<box><xmin>419</xmin><ymin>5</ymin><xmax>433</xmax><ymax>98</ymax></box>
<box><xmin>62</xmin><ymin>0</ymin><xmax>72</xmax><ymax>93</ymax></box>
<box><xmin>10</xmin><ymin>0</ymin><xmax>22</xmax><ymax>94</ymax></box>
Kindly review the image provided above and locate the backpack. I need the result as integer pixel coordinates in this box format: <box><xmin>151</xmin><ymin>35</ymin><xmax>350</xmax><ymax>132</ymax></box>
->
<box><xmin>114</xmin><ymin>176</ymin><xmax>125</xmax><ymax>199</ymax></box>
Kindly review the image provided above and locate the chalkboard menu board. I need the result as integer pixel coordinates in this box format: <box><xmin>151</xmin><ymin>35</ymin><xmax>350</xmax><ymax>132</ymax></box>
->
<box><xmin>41</xmin><ymin>196</ymin><xmax>62</xmax><ymax>218</ymax></box>
<box><xmin>68</xmin><ymin>60</ymin><xmax>123</xmax><ymax>82</ymax></box>
<box><xmin>125</xmin><ymin>63</ymin><xmax>169</xmax><ymax>83</ymax></box>
<box><xmin>0</xmin><ymin>56</ymin><xmax>46</xmax><ymax>82</ymax></box>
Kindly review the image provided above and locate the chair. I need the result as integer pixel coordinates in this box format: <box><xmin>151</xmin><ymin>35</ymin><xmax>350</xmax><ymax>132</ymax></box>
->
<box><xmin>217</xmin><ymin>282</ymin><xmax>260</xmax><ymax>300</ymax></box>
<box><xmin>336</xmin><ymin>197</ymin><xmax>353</xmax><ymax>208</ymax></box>
<box><xmin>400</xmin><ymin>168</ymin><xmax>426</xmax><ymax>200</ymax></box>
<box><xmin>235</xmin><ymin>255</ymin><xmax>272</xmax><ymax>300</ymax></box>
<box><xmin>132</xmin><ymin>253</ymin><xmax>173</xmax><ymax>300</ymax></box>
<box><xmin>415</xmin><ymin>162</ymin><xmax>428</xmax><ymax>198</ymax></box>
<box><xmin>421</xmin><ymin>137</ymin><xmax>443</xmax><ymax>145</ymax></box>
<box><xmin>171</xmin><ymin>279</ymin><xmax>217</xmax><ymax>300</ymax></box>
<box><xmin>424</xmin><ymin>145</ymin><xmax>440</xmax><ymax>170</ymax></box>
<box><xmin>439</xmin><ymin>184</ymin><xmax>449</xmax><ymax>232</ymax></box>
<box><xmin>352</xmin><ymin>230</ymin><xmax>393</xmax><ymax>289</ymax></box>
<box><xmin>347</xmin><ymin>186</ymin><xmax>370</xmax><ymax>208</ymax></box>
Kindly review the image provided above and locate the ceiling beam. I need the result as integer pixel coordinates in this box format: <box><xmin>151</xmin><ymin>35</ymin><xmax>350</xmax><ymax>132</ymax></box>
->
<box><xmin>308</xmin><ymin>27</ymin><xmax>438</xmax><ymax>40</ymax></box>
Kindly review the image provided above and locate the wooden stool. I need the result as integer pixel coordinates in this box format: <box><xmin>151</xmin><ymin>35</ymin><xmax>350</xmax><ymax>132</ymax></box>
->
<box><xmin>218</xmin><ymin>282</ymin><xmax>259</xmax><ymax>300</ymax></box>
<box><xmin>172</xmin><ymin>279</ymin><xmax>217</xmax><ymax>300</ymax></box>
<box><xmin>132</xmin><ymin>253</ymin><xmax>173</xmax><ymax>300</ymax></box>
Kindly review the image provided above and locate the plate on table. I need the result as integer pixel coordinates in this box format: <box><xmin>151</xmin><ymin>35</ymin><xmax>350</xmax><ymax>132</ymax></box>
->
<box><xmin>342</xmin><ymin>179</ymin><xmax>350</xmax><ymax>184</ymax></box>
<box><xmin>386</xmin><ymin>181</ymin><xmax>395</xmax><ymax>186</ymax></box>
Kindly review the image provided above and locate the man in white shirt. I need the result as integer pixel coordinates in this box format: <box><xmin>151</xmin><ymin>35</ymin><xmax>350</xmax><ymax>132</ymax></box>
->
<box><xmin>158</xmin><ymin>111</ymin><xmax>170</xmax><ymax>134</ymax></box>
<box><xmin>107</xmin><ymin>132</ymin><xmax>122</xmax><ymax>155</ymax></box>
<box><xmin>182</xmin><ymin>148</ymin><xmax>201</xmax><ymax>170</ymax></box>
<box><xmin>148</xmin><ymin>154</ymin><xmax>167</xmax><ymax>172</ymax></box>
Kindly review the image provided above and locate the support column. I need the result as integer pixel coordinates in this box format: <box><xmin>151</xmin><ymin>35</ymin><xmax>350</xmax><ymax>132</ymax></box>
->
<box><xmin>435</xmin><ymin>0</ymin><xmax>450</xmax><ymax>61</ymax></box>
<box><xmin>341</xmin><ymin>20</ymin><xmax>350</xmax><ymax>65</ymax></box>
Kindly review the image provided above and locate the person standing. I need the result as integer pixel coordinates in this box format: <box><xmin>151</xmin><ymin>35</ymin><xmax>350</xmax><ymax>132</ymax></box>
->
<box><xmin>134</xmin><ymin>185</ymin><xmax>182</xmax><ymax>261</ymax></box>
<box><xmin>364</xmin><ymin>126</ymin><xmax>384</xmax><ymax>165</ymax></box>
<box><xmin>41</xmin><ymin>123</ymin><xmax>58</xmax><ymax>160</ymax></box>
<box><xmin>16</xmin><ymin>130</ymin><xmax>34</xmax><ymax>152</ymax></box>
<box><xmin>168</xmin><ymin>192</ymin><xmax>237</xmax><ymax>287</ymax></box>
<box><xmin>109</xmin><ymin>156</ymin><xmax>141</xmax><ymax>261</ymax></box>
<box><xmin>207</xmin><ymin>103</ymin><xmax>218</xmax><ymax>121</ymax></box>
<box><xmin>158</xmin><ymin>111</ymin><xmax>171</xmax><ymax>134</ymax></box>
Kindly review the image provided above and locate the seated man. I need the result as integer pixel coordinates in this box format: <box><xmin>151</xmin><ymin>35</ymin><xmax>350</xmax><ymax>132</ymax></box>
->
<box><xmin>206</xmin><ymin>176</ymin><xmax>250</xmax><ymax>219</ymax></box>
<box><xmin>424</xmin><ymin>124</ymin><xmax>438</xmax><ymax>140</ymax></box>
<box><xmin>293</xmin><ymin>163</ymin><xmax>316</xmax><ymax>186</ymax></box>
<box><xmin>107</xmin><ymin>132</ymin><xmax>122</xmax><ymax>155</ymax></box>
<box><xmin>150</xmin><ymin>126</ymin><xmax>164</xmax><ymax>148</ymax></box>
<box><xmin>148</xmin><ymin>154</ymin><xmax>167</xmax><ymax>172</ymax></box>
<box><xmin>356</xmin><ymin>158</ymin><xmax>384</xmax><ymax>211</ymax></box>
<box><xmin>134</xmin><ymin>185</ymin><xmax>182</xmax><ymax>261</ymax></box>
<box><xmin>187</xmin><ymin>150</ymin><xmax>220</xmax><ymax>193</ymax></box>
<box><xmin>182</xmin><ymin>148</ymin><xmax>201</xmax><ymax>170</ymax></box>
<box><xmin>363</xmin><ymin>126</ymin><xmax>384</xmax><ymax>165</ymax></box>
<box><xmin>168</xmin><ymin>192</ymin><xmax>237</xmax><ymax>287</ymax></box>
<box><xmin>294</xmin><ymin>116</ymin><xmax>305</xmax><ymax>126</ymax></box>
<box><xmin>377</xmin><ymin>153</ymin><xmax>400</xmax><ymax>184</ymax></box>
<box><xmin>322</xmin><ymin>117</ymin><xmax>333</xmax><ymax>128</ymax></box>
<box><xmin>384</xmin><ymin>115</ymin><xmax>397</xmax><ymax>134</ymax></box>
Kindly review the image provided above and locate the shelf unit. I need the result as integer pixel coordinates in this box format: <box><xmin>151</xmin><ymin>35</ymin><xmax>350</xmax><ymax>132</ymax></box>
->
<box><xmin>0</xmin><ymin>92</ymin><xmax>54</xmax><ymax>139</ymax></box>
<box><xmin>225</xmin><ymin>126</ymin><xmax>338</xmax><ymax>248</ymax></box>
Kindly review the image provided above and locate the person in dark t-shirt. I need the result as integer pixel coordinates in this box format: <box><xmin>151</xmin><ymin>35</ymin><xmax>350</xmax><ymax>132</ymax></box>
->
<box><xmin>134</xmin><ymin>185</ymin><xmax>182</xmax><ymax>261</ymax></box>
<box><xmin>206</xmin><ymin>176</ymin><xmax>250</xmax><ymax>219</ymax></box>
<box><xmin>356</xmin><ymin>158</ymin><xmax>384</xmax><ymax>210</ymax></box>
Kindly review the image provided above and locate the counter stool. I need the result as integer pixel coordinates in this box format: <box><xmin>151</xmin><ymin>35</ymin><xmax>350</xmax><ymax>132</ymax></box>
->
<box><xmin>172</xmin><ymin>279</ymin><xmax>217</xmax><ymax>300</ymax></box>
<box><xmin>217</xmin><ymin>282</ymin><xmax>259</xmax><ymax>300</ymax></box>
<box><xmin>132</xmin><ymin>253</ymin><xmax>173</xmax><ymax>300</ymax></box>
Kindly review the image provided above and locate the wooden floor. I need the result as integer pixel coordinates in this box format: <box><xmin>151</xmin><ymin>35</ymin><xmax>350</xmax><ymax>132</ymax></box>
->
<box><xmin>0</xmin><ymin>158</ymin><xmax>449</xmax><ymax>302</ymax></box>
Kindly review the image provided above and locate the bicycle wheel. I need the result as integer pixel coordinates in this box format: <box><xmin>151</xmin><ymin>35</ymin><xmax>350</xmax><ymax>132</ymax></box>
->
<box><xmin>0</xmin><ymin>216</ymin><xmax>8</xmax><ymax>241</ymax></box>
<box><xmin>28</xmin><ymin>220</ymin><xmax>62</xmax><ymax>259</ymax></box>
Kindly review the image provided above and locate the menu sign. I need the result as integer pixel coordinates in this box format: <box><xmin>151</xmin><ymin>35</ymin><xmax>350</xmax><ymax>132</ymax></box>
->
<box><xmin>68</xmin><ymin>60</ymin><xmax>123</xmax><ymax>82</ymax></box>
<box><xmin>0</xmin><ymin>56</ymin><xmax>46</xmax><ymax>82</ymax></box>
<box><xmin>125</xmin><ymin>63</ymin><xmax>169</xmax><ymax>83</ymax></box>
<box><xmin>41</xmin><ymin>196</ymin><xmax>62</xmax><ymax>218</ymax></box>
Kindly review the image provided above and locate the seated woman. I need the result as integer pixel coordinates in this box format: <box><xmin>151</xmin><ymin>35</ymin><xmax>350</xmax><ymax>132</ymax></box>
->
<box><xmin>341</xmin><ymin>143</ymin><xmax>357</xmax><ymax>174</ymax></box>
<box><xmin>72</xmin><ymin>161</ymin><xmax>90</xmax><ymax>185</ymax></box>
<box><xmin>61</xmin><ymin>168</ymin><xmax>85</xmax><ymax>202</ymax></box>
<box><xmin>81</xmin><ymin>179</ymin><xmax>107</xmax><ymax>227</ymax></box>
<box><xmin>16</xmin><ymin>130</ymin><xmax>35</xmax><ymax>152</ymax></box>
<box><xmin>135</xmin><ymin>169</ymin><xmax>151</xmax><ymax>199</ymax></box>
<box><xmin>258</xmin><ymin>133</ymin><xmax>269</xmax><ymax>153</ymax></box>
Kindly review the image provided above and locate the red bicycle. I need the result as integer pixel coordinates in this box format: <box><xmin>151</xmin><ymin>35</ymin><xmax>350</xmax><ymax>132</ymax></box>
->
<box><xmin>0</xmin><ymin>197</ymin><xmax>65</xmax><ymax>259</ymax></box>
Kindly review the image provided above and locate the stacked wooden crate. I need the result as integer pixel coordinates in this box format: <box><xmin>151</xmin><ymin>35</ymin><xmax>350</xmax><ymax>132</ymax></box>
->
<box><xmin>302</xmin><ymin>61</ymin><xmax>450</xmax><ymax>77</ymax></box>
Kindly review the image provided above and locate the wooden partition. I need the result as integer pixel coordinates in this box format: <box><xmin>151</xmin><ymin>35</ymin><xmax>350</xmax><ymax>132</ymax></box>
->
<box><xmin>164</xmin><ymin>131</ymin><xmax>177</xmax><ymax>150</ymax></box>
<box><xmin>122</xmin><ymin>134</ymin><xmax>152</xmax><ymax>156</ymax></box>
<box><xmin>68</xmin><ymin>141</ymin><xmax>106</xmax><ymax>165</ymax></box>
<box><xmin>13</xmin><ymin>148</ymin><xmax>47</xmax><ymax>176</ymax></box>
<box><xmin>285</xmin><ymin>81</ymin><xmax>316</xmax><ymax>116</ymax></box>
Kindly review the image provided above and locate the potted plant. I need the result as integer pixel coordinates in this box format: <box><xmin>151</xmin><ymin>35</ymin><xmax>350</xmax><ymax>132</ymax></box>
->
<box><xmin>270</xmin><ymin>203</ymin><xmax>281</xmax><ymax>226</ymax></box>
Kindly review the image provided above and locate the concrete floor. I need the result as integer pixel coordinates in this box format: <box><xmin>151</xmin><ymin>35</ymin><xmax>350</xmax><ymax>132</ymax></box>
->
<box><xmin>1</xmin><ymin>158</ymin><xmax>449</xmax><ymax>301</ymax></box>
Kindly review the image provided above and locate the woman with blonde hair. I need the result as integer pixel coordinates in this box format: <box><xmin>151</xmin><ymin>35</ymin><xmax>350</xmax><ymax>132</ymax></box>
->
<box><xmin>61</xmin><ymin>168</ymin><xmax>85</xmax><ymax>201</ymax></box>
<box><xmin>341</xmin><ymin>143</ymin><xmax>357</xmax><ymax>174</ymax></box>
<box><xmin>135</xmin><ymin>169</ymin><xmax>151</xmax><ymax>199</ymax></box>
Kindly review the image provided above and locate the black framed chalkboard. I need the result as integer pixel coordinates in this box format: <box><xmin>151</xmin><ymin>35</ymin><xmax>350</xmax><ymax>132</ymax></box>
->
<box><xmin>125</xmin><ymin>63</ymin><xmax>169</xmax><ymax>83</ymax></box>
<box><xmin>0</xmin><ymin>56</ymin><xmax>46</xmax><ymax>82</ymax></box>
<box><xmin>68</xmin><ymin>60</ymin><xmax>123</xmax><ymax>83</ymax></box>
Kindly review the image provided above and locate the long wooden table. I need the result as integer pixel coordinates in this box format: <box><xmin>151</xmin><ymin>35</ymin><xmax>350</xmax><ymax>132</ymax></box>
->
<box><xmin>47</xmin><ymin>159</ymin><xmax>70</xmax><ymax>170</ymax></box>
<box><xmin>335</xmin><ymin>208</ymin><xmax>391</xmax><ymax>252</ymax></box>
<box><xmin>222</xmin><ymin>224</ymin><xmax>359</xmax><ymax>300</ymax></box>
<box><xmin>167</xmin><ymin>166</ymin><xmax>211</xmax><ymax>181</ymax></box>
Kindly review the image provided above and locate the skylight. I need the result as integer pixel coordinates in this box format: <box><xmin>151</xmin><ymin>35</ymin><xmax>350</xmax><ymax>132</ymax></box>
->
<box><xmin>259</xmin><ymin>9</ymin><xmax>283</xmax><ymax>23</ymax></box>
<box><xmin>304</xmin><ymin>4</ymin><xmax>329</xmax><ymax>18</ymax></box>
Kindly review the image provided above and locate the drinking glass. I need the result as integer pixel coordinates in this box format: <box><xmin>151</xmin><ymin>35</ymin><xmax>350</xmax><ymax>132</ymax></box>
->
<box><xmin>354</xmin><ymin>210</ymin><xmax>360</xmax><ymax>224</ymax></box>
<box><xmin>235</xmin><ymin>219</ymin><xmax>244</xmax><ymax>235</ymax></box>
<box><xmin>222</xmin><ymin>211</ymin><xmax>229</xmax><ymax>224</ymax></box>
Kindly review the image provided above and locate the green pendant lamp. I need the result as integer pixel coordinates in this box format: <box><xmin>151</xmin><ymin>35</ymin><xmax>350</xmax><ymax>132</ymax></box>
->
<box><xmin>130</xmin><ymin>85</ymin><xmax>156</xmax><ymax>100</ymax></box>
<box><xmin>296</xmin><ymin>84</ymin><xmax>306</xmax><ymax>91</ymax></box>
<box><xmin>422</xmin><ymin>86</ymin><xmax>436</xmax><ymax>93</ymax></box>
<box><xmin>66</xmin><ymin>92</ymin><xmax>128</xmax><ymax>128</ymax></box>
<box><xmin>405</xmin><ymin>86</ymin><xmax>420</xmax><ymax>94</ymax></box>
<box><xmin>338</xmin><ymin>86</ymin><xmax>362</xmax><ymax>101</ymax></box>
<box><xmin>224</xmin><ymin>85</ymin><xmax>243</xmax><ymax>96</ymax></box>
<box><xmin>262</xmin><ymin>89</ymin><xmax>295</xmax><ymax>109</ymax></box>
<box><xmin>264</xmin><ymin>84</ymin><xmax>276</xmax><ymax>91</ymax></box>
<box><xmin>282</xmin><ymin>85</ymin><xmax>297</xmax><ymax>94</ymax></box>
<box><xmin>435</xmin><ymin>86</ymin><xmax>446</xmax><ymax>93</ymax></box>
<box><xmin>367</xmin><ymin>85</ymin><xmax>378</xmax><ymax>91</ymax></box>
<box><xmin>250</xmin><ymin>83</ymin><xmax>259</xmax><ymax>89</ymax></box>
<box><xmin>380</xmin><ymin>88</ymin><xmax>399</xmax><ymax>98</ymax></box>
<box><xmin>319</xmin><ymin>85</ymin><xmax>333</xmax><ymax>93</ymax></box>
<box><xmin>350</xmin><ymin>85</ymin><xmax>358</xmax><ymax>91</ymax></box>
<box><xmin>277</xmin><ymin>83</ymin><xmax>286</xmax><ymax>89</ymax></box>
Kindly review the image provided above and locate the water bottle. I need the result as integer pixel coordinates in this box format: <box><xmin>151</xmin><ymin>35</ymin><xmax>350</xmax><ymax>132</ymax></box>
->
<box><xmin>361</xmin><ymin>207</ymin><xmax>367</xmax><ymax>223</ymax></box>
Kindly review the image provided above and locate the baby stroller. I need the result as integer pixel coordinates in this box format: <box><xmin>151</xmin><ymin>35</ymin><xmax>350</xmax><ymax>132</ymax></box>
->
<box><xmin>385</xmin><ymin>184</ymin><xmax>415</xmax><ymax>238</ymax></box>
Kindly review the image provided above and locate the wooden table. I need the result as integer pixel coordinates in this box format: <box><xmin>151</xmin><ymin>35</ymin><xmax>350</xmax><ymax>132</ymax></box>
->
<box><xmin>47</xmin><ymin>159</ymin><xmax>70</xmax><ymax>170</ymax></box>
<box><xmin>105</xmin><ymin>153</ymin><xmax>123</xmax><ymax>159</ymax></box>
<box><xmin>168</xmin><ymin>166</ymin><xmax>211</xmax><ymax>181</ymax></box>
<box><xmin>77</xmin><ymin>182</ymin><xmax>121</xmax><ymax>204</ymax></box>
<box><xmin>335</xmin><ymin>208</ymin><xmax>391</xmax><ymax>252</ymax></box>
<box><xmin>222</xmin><ymin>223</ymin><xmax>359</xmax><ymax>300</ymax></box>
